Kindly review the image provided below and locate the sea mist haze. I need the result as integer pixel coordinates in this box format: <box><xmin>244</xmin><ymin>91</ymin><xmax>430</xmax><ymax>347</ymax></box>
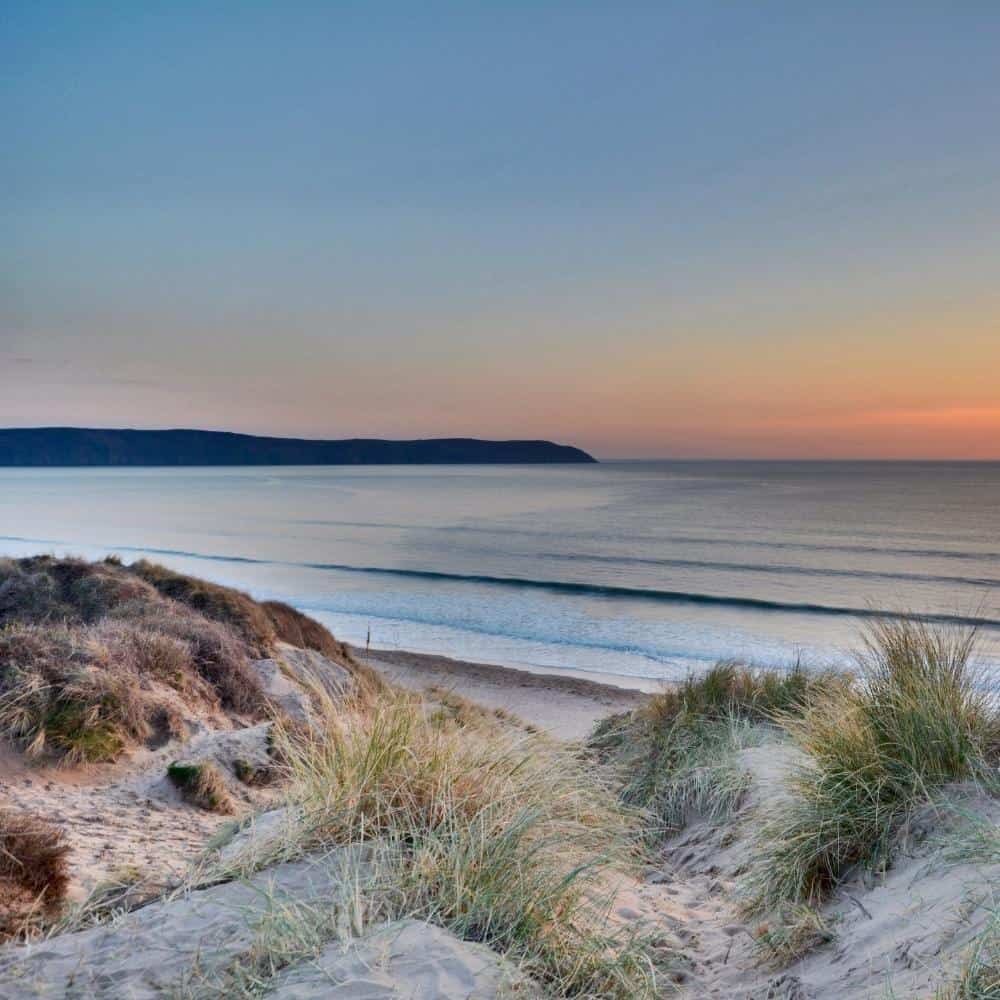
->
<box><xmin>2</xmin><ymin>461</ymin><xmax>998</xmax><ymax>687</ymax></box>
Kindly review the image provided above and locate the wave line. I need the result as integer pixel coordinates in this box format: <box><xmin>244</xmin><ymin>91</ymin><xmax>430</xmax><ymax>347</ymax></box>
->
<box><xmin>2</xmin><ymin>534</ymin><xmax>996</xmax><ymax>629</ymax></box>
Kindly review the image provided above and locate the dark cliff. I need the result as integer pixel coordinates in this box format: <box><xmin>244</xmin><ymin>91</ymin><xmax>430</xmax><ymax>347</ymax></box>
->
<box><xmin>0</xmin><ymin>428</ymin><xmax>597</xmax><ymax>467</ymax></box>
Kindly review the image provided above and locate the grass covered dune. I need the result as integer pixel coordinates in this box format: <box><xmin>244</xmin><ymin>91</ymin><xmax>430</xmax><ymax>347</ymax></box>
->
<box><xmin>0</xmin><ymin>556</ymin><xmax>658</xmax><ymax>996</ymax></box>
<box><xmin>0</xmin><ymin>554</ymin><xmax>368</xmax><ymax>763</ymax></box>
<box><xmin>591</xmin><ymin>623</ymin><xmax>1000</xmax><ymax>997</ymax></box>
<box><xmin>1</xmin><ymin>555</ymin><xmax>999</xmax><ymax>998</ymax></box>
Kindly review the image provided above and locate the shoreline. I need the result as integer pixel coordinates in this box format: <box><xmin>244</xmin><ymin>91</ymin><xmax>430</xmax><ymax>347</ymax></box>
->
<box><xmin>356</xmin><ymin>644</ymin><xmax>653</xmax><ymax>740</ymax></box>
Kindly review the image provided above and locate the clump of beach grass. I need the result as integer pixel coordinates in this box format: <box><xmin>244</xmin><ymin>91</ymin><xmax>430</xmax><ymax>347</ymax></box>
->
<box><xmin>589</xmin><ymin>660</ymin><xmax>828</xmax><ymax>836</ymax></box>
<box><xmin>260</xmin><ymin>599</ymin><xmax>386</xmax><ymax>694</ymax></box>
<box><xmin>0</xmin><ymin>556</ymin><xmax>382</xmax><ymax>766</ymax></box>
<box><xmin>935</xmin><ymin>906</ymin><xmax>1000</xmax><ymax>999</ymax></box>
<box><xmin>753</xmin><ymin>904</ymin><xmax>836</xmax><ymax>968</ymax></box>
<box><xmin>49</xmin><ymin>864</ymin><xmax>169</xmax><ymax>934</ymax></box>
<box><xmin>168</xmin><ymin>761</ymin><xmax>236</xmax><ymax>814</ymax></box>
<box><xmin>0</xmin><ymin>619</ymin><xmax>255</xmax><ymax>763</ymax></box>
<box><xmin>0</xmin><ymin>808</ymin><xmax>70</xmax><ymax>939</ymax></box>
<box><xmin>743</xmin><ymin>618</ymin><xmax>999</xmax><ymax>913</ymax></box>
<box><xmin>233</xmin><ymin>757</ymin><xmax>277</xmax><ymax>788</ymax></box>
<box><xmin>261</xmin><ymin>599</ymin><xmax>347</xmax><ymax>660</ymax></box>
<box><xmin>0</xmin><ymin>624</ymin><xmax>158</xmax><ymax>763</ymax></box>
<box><xmin>129</xmin><ymin>565</ymin><xmax>381</xmax><ymax>696</ymax></box>
<box><xmin>260</xmin><ymin>688</ymin><xmax>663</xmax><ymax>998</ymax></box>
<box><xmin>930</xmin><ymin>805</ymin><xmax>1000</xmax><ymax>870</ymax></box>
<box><xmin>423</xmin><ymin>684</ymin><xmax>523</xmax><ymax>732</ymax></box>
<box><xmin>0</xmin><ymin>556</ymin><xmax>278</xmax><ymax>762</ymax></box>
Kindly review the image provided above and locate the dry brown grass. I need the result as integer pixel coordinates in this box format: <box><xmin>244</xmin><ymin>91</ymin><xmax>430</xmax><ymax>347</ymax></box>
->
<box><xmin>261</xmin><ymin>600</ymin><xmax>346</xmax><ymax>659</ymax></box>
<box><xmin>0</xmin><ymin>808</ymin><xmax>70</xmax><ymax>940</ymax></box>
<box><xmin>129</xmin><ymin>560</ymin><xmax>276</xmax><ymax>655</ymax></box>
<box><xmin>0</xmin><ymin>555</ymin><xmax>160</xmax><ymax>626</ymax></box>
<box><xmin>753</xmin><ymin>904</ymin><xmax>836</xmax><ymax>968</ymax></box>
<box><xmin>107</xmin><ymin>604</ymin><xmax>267</xmax><ymax>714</ymax></box>
<box><xmin>0</xmin><ymin>556</ymin><xmax>360</xmax><ymax>762</ymax></box>
<box><xmin>424</xmin><ymin>684</ymin><xmax>523</xmax><ymax>731</ymax></box>
<box><xmin>261</xmin><ymin>599</ymin><xmax>385</xmax><ymax>693</ymax></box>
<box><xmin>233</xmin><ymin>757</ymin><xmax>278</xmax><ymax>787</ymax></box>
<box><xmin>167</xmin><ymin>761</ymin><xmax>236</xmax><ymax>814</ymax></box>
<box><xmin>937</xmin><ymin>911</ymin><xmax>1000</xmax><ymax>999</ymax></box>
<box><xmin>0</xmin><ymin>624</ymin><xmax>148</xmax><ymax>762</ymax></box>
<box><xmin>0</xmin><ymin>611</ymin><xmax>264</xmax><ymax>763</ymax></box>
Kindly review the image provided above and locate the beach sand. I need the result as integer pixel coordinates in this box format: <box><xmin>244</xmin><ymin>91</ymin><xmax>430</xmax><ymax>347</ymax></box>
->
<box><xmin>359</xmin><ymin>646</ymin><xmax>651</xmax><ymax>740</ymax></box>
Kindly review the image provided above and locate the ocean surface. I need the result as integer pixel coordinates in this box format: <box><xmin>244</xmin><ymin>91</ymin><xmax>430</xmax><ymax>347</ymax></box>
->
<box><xmin>1</xmin><ymin>462</ymin><xmax>999</xmax><ymax>687</ymax></box>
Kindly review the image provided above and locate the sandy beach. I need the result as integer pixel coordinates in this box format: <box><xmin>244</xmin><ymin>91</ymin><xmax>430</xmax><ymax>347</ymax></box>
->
<box><xmin>359</xmin><ymin>646</ymin><xmax>651</xmax><ymax>740</ymax></box>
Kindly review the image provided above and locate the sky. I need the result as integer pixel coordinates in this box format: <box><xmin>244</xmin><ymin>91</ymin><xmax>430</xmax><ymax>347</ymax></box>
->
<box><xmin>3</xmin><ymin>3</ymin><xmax>1000</xmax><ymax>459</ymax></box>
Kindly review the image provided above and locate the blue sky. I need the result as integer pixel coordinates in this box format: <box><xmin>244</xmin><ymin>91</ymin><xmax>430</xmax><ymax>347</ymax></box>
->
<box><xmin>3</xmin><ymin>3</ymin><xmax>1000</xmax><ymax>457</ymax></box>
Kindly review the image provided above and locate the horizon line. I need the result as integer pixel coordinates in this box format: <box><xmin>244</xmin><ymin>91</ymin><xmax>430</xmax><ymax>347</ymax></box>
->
<box><xmin>0</xmin><ymin>424</ymin><xmax>1000</xmax><ymax>468</ymax></box>
<box><xmin>1</xmin><ymin>425</ymin><xmax>999</xmax><ymax>464</ymax></box>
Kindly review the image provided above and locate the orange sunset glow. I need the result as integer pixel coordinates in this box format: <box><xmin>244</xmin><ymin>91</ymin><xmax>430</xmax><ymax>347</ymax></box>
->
<box><xmin>4</xmin><ymin>5</ymin><xmax>999</xmax><ymax>459</ymax></box>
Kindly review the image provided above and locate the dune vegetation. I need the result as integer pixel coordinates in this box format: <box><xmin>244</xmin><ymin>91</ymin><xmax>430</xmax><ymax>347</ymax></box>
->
<box><xmin>590</xmin><ymin>622</ymin><xmax>998</xmax><ymax>907</ymax></box>
<box><xmin>0</xmin><ymin>555</ymin><xmax>372</xmax><ymax>764</ymax></box>
<box><xmin>2</xmin><ymin>556</ymin><xmax>998</xmax><ymax>997</ymax></box>
<box><xmin>0</xmin><ymin>557</ymin><xmax>663</xmax><ymax>995</ymax></box>
<box><xmin>589</xmin><ymin>617</ymin><xmax>1000</xmax><ymax>995</ymax></box>
<box><xmin>935</xmin><ymin>918</ymin><xmax>999</xmax><ymax>999</ymax></box>
<box><xmin>167</xmin><ymin>760</ymin><xmax>236</xmax><ymax>814</ymax></box>
<box><xmin>0</xmin><ymin>808</ymin><xmax>70</xmax><ymax>938</ymax></box>
<box><xmin>587</xmin><ymin>659</ymin><xmax>835</xmax><ymax>836</ymax></box>
<box><xmin>744</xmin><ymin>619</ymin><xmax>998</xmax><ymax>913</ymax></box>
<box><xmin>240</xmin><ymin>690</ymin><xmax>663</xmax><ymax>998</ymax></box>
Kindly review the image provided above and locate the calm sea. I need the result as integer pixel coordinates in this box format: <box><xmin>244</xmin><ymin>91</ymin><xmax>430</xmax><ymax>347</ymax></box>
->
<box><xmin>2</xmin><ymin>462</ymin><xmax>998</xmax><ymax>687</ymax></box>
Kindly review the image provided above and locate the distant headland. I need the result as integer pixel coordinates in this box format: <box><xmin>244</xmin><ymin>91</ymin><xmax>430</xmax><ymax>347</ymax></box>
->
<box><xmin>0</xmin><ymin>428</ymin><xmax>597</xmax><ymax>467</ymax></box>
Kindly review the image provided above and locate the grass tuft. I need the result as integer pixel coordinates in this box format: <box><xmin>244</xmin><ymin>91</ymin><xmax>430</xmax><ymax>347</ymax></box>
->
<box><xmin>0</xmin><ymin>808</ymin><xmax>70</xmax><ymax>939</ymax></box>
<box><xmin>44</xmin><ymin>700</ymin><xmax>126</xmax><ymax>763</ymax></box>
<box><xmin>0</xmin><ymin>557</ymin><xmax>345</xmax><ymax>761</ymax></box>
<box><xmin>260</xmin><ymin>600</ymin><xmax>346</xmax><ymax>660</ymax></box>
<box><xmin>589</xmin><ymin>661</ymin><xmax>827</xmax><ymax>836</ymax></box>
<box><xmin>233</xmin><ymin>757</ymin><xmax>277</xmax><ymax>787</ymax></box>
<box><xmin>424</xmin><ymin>684</ymin><xmax>522</xmax><ymax>732</ymax></box>
<box><xmin>743</xmin><ymin>619</ymin><xmax>998</xmax><ymax>913</ymax></box>
<box><xmin>753</xmin><ymin>904</ymin><xmax>836</xmax><ymax>968</ymax></box>
<box><xmin>168</xmin><ymin>761</ymin><xmax>236</xmax><ymax>814</ymax></box>
<box><xmin>936</xmin><ymin>908</ymin><xmax>1000</xmax><ymax>999</ymax></box>
<box><xmin>263</xmin><ymin>690</ymin><xmax>664</xmax><ymax>997</ymax></box>
<box><xmin>930</xmin><ymin>805</ymin><xmax>1000</xmax><ymax>870</ymax></box>
<box><xmin>0</xmin><ymin>556</ymin><xmax>369</xmax><ymax>765</ymax></box>
<box><xmin>128</xmin><ymin>560</ymin><xmax>276</xmax><ymax>655</ymax></box>
<box><xmin>0</xmin><ymin>625</ymin><xmax>159</xmax><ymax>763</ymax></box>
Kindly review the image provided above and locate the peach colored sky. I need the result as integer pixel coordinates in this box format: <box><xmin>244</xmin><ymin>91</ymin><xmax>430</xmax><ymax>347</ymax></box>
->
<box><xmin>3</xmin><ymin>5</ymin><xmax>1000</xmax><ymax>459</ymax></box>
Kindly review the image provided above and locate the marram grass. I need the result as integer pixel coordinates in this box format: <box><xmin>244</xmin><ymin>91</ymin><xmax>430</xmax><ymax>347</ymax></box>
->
<box><xmin>743</xmin><ymin>618</ymin><xmax>999</xmax><ymax>913</ymax></box>
<box><xmin>260</xmin><ymin>688</ymin><xmax>666</xmax><ymax>998</ymax></box>
<box><xmin>588</xmin><ymin>660</ymin><xmax>828</xmax><ymax>837</ymax></box>
<box><xmin>935</xmin><ymin>904</ymin><xmax>1000</xmax><ymax>999</ymax></box>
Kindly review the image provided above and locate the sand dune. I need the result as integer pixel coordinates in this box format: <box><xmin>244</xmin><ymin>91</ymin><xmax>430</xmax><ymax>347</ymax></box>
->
<box><xmin>1</xmin><ymin>559</ymin><xmax>996</xmax><ymax>997</ymax></box>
